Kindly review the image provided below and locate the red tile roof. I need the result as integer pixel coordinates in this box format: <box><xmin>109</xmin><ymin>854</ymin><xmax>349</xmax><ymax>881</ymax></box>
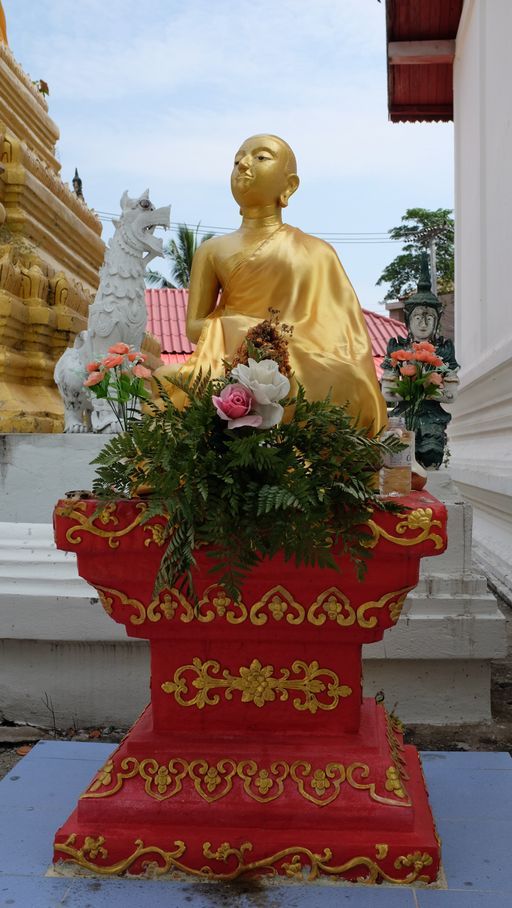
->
<box><xmin>146</xmin><ymin>289</ymin><xmax>404</xmax><ymax>378</ymax></box>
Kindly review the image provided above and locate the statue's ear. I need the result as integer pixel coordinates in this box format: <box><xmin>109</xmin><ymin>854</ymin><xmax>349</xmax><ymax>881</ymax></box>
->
<box><xmin>141</xmin><ymin>188</ymin><xmax>150</xmax><ymax>199</ymax></box>
<box><xmin>120</xmin><ymin>190</ymin><xmax>130</xmax><ymax>210</ymax></box>
<box><xmin>280</xmin><ymin>174</ymin><xmax>300</xmax><ymax>208</ymax></box>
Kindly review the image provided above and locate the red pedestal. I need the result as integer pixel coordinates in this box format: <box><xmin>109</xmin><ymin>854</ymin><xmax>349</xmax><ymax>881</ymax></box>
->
<box><xmin>52</xmin><ymin>492</ymin><xmax>447</xmax><ymax>885</ymax></box>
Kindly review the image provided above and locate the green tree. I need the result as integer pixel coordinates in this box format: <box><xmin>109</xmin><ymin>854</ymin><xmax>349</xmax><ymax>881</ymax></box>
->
<box><xmin>376</xmin><ymin>207</ymin><xmax>454</xmax><ymax>300</ymax></box>
<box><xmin>145</xmin><ymin>223</ymin><xmax>215</xmax><ymax>289</ymax></box>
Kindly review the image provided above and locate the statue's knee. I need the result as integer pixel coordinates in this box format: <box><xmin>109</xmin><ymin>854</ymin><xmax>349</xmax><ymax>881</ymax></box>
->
<box><xmin>151</xmin><ymin>364</ymin><xmax>177</xmax><ymax>402</ymax></box>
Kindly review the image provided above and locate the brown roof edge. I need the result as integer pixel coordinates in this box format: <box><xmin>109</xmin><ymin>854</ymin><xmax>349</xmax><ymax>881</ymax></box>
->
<box><xmin>386</xmin><ymin>0</ymin><xmax>464</xmax><ymax>124</ymax></box>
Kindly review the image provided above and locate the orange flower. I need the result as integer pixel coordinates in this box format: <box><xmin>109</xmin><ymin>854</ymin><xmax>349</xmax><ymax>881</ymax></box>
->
<box><xmin>102</xmin><ymin>353</ymin><xmax>124</xmax><ymax>369</ymax></box>
<box><xmin>128</xmin><ymin>351</ymin><xmax>146</xmax><ymax>362</ymax></box>
<box><xmin>412</xmin><ymin>341</ymin><xmax>436</xmax><ymax>353</ymax></box>
<box><xmin>426</xmin><ymin>371</ymin><xmax>444</xmax><ymax>386</ymax></box>
<box><xmin>86</xmin><ymin>361</ymin><xmax>101</xmax><ymax>373</ymax></box>
<box><xmin>400</xmin><ymin>364</ymin><xmax>417</xmax><ymax>377</ymax></box>
<box><xmin>390</xmin><ymin>350</ymin><xmax>410</xmax><ymax>362</ymax></box>
<box><xmin>108</xmin><ymin>342</ymin><xmax>130</xmax><ymax>355</ymax></box>
<box><xmin>132</xmin><ymin>363</ymin><xmax>151</xmax><ymax>379</ymax></box>
<box><xmin>412</xmin><ymin>351</ymin><xmax>443</xmax><ymax>366</ymax></box>
<box><xmin>84</xmin><ymin>370</ymin><xmax>105</xmax><ymax>387</ymax></box>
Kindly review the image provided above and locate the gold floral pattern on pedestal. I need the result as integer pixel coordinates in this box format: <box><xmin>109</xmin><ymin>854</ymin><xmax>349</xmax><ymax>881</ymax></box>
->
<box><xmin>161</xmin><ymin>658</ymin><xmax>352</xmax><ymax>713</ymax></box>
<box><xmin>289</xmin><ymin>761</ymin><xmax>346</xmax><ymax>806</ymax></box>
<box><xmin>237</xmin><ymin>760</ymin><xmax>289</xmax><ymax>803</ymax></box>
<box><xmin>55</xmin><ymin>501</ymin><xmax>166</xmax><ymax>549</ymax></box>
<box><xmin>363</xmin><ymin>508</ymin><xmax>444</xmax><ymax>550</ymax></box>
<box><xmin>81</xmin><ymin>748</ymin><xmax>409</xmax><ymax>809</ymax></box>
<box><xmin>90</xmin><ymin>584</ymin><xmax>413</xmax><ymax>629</ymax></box>
<box><xmin>346</xmin><ymin>762</ymin><xmax>411</xmax><ymax>807</ymax></box>
<box><xmin>188</xmin><ymin>759</ymin><xmax>238</xmax><ymax>802</ymax></box>
<box><xmin>196</xmin><ymin>585</ymin><xmax>248</xmax><ymax>623</ymax></box>
<box><xmin>54</xmin><ymin>835</ymin><xmax>435</xmax><ymax>884</ymax></box>
<box><xmin>249</xmin><ymin>586</ymin><xmax>305</xmax><ymax>625</ymax></box>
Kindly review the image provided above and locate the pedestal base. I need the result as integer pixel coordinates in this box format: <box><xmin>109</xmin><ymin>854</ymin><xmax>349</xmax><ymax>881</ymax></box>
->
<box><xmin>53</xmin><ymin>700</ymin><xmax>440</xmax><ymax>885</ymax></box>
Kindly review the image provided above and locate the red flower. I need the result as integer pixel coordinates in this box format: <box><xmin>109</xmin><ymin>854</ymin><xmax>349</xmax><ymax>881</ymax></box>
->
<box><xmin>108</xmin><ymin>342</ymin><xmax>130</xmax><ymax>355</ymax></box>
<box><xmin>400</xmin><ymin>364</ymin><xmax>417</xmax><ymax>377</ymax></box>
<box><xmin>128</xmin><ymin>351</ymin><xmax>146</xmax><ymax>362</ymax></box>
<box><xmin>390</xmin><ymin>350</ymin><xmax>410</xmax><ymax>362</ymax></box>
<box><xmin>86</xmin><ymin>361</ymin><xmax>101</xmax><ymax>373</ymax></box>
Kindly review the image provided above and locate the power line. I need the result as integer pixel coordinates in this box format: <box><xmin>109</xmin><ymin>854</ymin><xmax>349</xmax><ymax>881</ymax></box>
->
<box><xmin>94</xmin><ymin>212</ymin><xmax>397</xmax><ymax>242</ymax></box>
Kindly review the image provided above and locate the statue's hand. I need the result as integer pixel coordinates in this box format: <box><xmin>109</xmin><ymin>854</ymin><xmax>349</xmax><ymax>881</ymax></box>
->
<box><xmin>187</xmin><ymin>317</ymin><xmax>206</xmax><ymax>345</ymax></box>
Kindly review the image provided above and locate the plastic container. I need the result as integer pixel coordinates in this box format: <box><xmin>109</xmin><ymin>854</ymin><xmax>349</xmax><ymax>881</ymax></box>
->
<box><xmin>379</xmin><ymin>416</ymin><xmax>413</xmax><ymax>496</ymax></box>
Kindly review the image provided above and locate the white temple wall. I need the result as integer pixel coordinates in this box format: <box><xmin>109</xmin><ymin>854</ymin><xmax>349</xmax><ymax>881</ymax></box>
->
<box><xmin>450</xmin><ymin>0</ymin><xmax>512</xmax><ymax>598</ymax></box>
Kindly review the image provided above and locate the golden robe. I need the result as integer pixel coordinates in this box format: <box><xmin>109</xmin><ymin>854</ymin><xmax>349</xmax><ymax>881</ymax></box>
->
<box><xmin>172</xmin><ymin>225</ymin><xmax>386</xmax><ymax>433</ymax></box>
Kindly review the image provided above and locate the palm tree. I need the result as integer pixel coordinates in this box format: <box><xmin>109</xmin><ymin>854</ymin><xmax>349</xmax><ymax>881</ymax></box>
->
<box><xmin>145</xmin><ymin>223</ymin><xmax>214</xmax><ymax>289</ymax></box>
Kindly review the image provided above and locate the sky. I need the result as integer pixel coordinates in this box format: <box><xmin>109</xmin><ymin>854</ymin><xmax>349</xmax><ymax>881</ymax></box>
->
<box><xmin>5</xmin><ymin>0</ymin><xmax>454</xmax><ymax>312</ymax></box>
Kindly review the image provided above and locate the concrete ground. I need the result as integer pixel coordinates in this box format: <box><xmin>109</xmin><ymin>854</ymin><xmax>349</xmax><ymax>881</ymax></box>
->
<box><xmin>1</xmin><ymin>741</ymin><xmax>512</xmax><ymax>906</ymax></box>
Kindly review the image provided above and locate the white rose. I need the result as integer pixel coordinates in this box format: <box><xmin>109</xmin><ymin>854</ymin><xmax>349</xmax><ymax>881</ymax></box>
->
<box><xmin>231</xmin><ymin>358</ymin><xmax>290</xmax><ymax>405</ymax></box>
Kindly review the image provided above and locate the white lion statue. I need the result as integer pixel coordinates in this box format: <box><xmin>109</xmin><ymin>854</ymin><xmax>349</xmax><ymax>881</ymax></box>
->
<box><xmin>54</xmin><ymin>190</ymin><xmax>170</xmax><ymax>433</ymax></box>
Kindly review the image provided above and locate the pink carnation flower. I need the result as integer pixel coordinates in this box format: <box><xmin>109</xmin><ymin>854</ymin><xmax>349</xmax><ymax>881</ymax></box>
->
<box><xmin>132</xmin><ymin>363</ymin><xmax>151</xmax><ymax>379</ymax></box>
<box><xmin>108</xmin><ymin>342</ymin><xmax>130</xmax><ymax>355</ymax></box>
<box><xmin>426</xmin><ymin>371</ymin><xmax>444</xmax><ymax>386</ymax></box>
<box><xmin>84</xmin><ymin>370</ymin><xmax>106</xmax><ymax>387</ymax></box>
<box><xmin>212</xmin><ymin>384</ymin><xmax>262</xmax><ymax>430</ymax></box>
<box><xmin>102</xmin><ymin>354</ymin><xmax>124</xmax><ymax>369</ymax></box>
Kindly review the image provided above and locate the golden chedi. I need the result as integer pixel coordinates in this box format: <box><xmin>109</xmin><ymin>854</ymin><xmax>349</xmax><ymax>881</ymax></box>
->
<box><xmin>154</xmin><ymin>134</ymin><xmax>386</xmax><ymax>432</ymax></box>
<box><xmin>0</xmin><ymin>9</ymin><xmax>104</xmax><ymax>432</ymax></box>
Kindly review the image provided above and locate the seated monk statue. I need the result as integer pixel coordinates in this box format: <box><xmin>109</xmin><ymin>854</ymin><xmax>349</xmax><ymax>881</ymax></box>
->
<box><xmin>154</xmin><ymin>134</ymin><xmax>386</xmax><ymax>433</ymax></box>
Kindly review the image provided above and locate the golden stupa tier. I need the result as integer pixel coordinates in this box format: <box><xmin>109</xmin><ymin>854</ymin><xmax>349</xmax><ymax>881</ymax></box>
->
<box><xmin>0</xmin><ymin>39</ymin><xmax>163</xmax><ymax>432</ymax></box>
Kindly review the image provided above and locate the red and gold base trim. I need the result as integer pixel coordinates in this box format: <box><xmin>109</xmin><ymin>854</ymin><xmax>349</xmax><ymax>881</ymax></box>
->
<box><xmin>54</xmin><ymin>835</ymin><xmax>435</xmax><ymax>884</ymax></box>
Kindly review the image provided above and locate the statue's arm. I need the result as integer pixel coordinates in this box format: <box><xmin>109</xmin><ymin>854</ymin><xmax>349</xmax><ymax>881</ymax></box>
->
<box><xmin>186</xmin><ymin>242</ymin><xmax>221</xmax><ymax>344</ymax></box>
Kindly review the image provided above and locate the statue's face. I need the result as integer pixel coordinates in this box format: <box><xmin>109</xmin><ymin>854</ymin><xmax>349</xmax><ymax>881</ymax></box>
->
<box><xmin>409</xmin><ymin>305</ymin><xmax>437</xmax><ymax>341</ymax></box>
<box><xmin>231</xmin><ymin>135</ymin><xmax>297</xmax><ymax>209</ymax></box>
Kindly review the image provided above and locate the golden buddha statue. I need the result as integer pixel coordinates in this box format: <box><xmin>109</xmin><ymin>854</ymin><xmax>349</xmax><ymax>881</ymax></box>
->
<box><xmin>154</xmin><ymin>134</ymin><xmax>386</xmax><ymax>432</ymax></box>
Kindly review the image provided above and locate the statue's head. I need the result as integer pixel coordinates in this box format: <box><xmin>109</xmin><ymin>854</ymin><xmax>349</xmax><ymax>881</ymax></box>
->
<box><xmin>406</xmin><ymin>303</ymin><xmax>440</xmax><ymax>342</ymax></box>
<box><xmin>231</xmin><ymin>134</ymin><xmax>300</xmax><ymax>211</ymax></box>
<box><xmin>116</xmin><ymin>190</ymin><xmax>171</xmax><ymax>261</ymax></box>
<box><xmin>404</xmin><ymin>252</ymin><xmax>443</xmax><ymax>343</ymax></box>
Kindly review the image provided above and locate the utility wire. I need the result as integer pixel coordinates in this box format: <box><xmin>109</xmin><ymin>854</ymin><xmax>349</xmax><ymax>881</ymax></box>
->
<box><xmin>94</xmin><ymin>212</ymin><xmax>397</xmax><ymax>243</ymax></box>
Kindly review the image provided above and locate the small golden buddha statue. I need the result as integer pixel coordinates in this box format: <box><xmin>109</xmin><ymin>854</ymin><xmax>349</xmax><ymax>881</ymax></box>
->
<box><xmin>154</xmin><ymin>134</ymin><xmax>386</xmax><ymax>432</ymax></box>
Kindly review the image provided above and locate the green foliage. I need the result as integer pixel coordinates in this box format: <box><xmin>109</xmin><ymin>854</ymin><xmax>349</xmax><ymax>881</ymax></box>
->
<box><xmin>91</xmin><ymin>377</ymin><xmax>403</xmax><ymax>601</ymax></box>
<box><xmin>377</xmin><ymin>207</ymin><xmax>454</xmax><ymax>300</ymax></box>
<box><xmin>145</xmin><ymin>223</ymin><xmax>215</xmax><ymax>289</ymax></box>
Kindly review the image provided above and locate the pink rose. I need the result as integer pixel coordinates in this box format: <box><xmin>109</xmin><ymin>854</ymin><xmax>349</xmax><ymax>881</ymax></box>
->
<box><xmin>212</xmin><ymin>384</ymin><xmax>263</xmax><ymax>430</ymax></box>
<box><xmin>84</xmin><ymin>370</ymin><xmax>106</xmax><ymax>387</ymax></box>
<box><xmin>400</xmin><ymin>364</ymin><xmax>417</xmax><ymax>377</ymax></box>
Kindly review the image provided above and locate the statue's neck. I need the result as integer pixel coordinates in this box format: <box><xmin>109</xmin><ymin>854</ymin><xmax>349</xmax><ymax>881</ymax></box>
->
<box><xmin>240</xmin><ymin>206</ymin><xmax>283</xmax><ymax>230</ymax></box>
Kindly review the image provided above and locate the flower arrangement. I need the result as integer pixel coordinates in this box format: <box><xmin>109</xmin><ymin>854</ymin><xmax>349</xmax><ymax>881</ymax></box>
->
<box><xmin>91</xmin><ymin>317</ymin><xmax>403</xmax><ymax>600</ymax></box>
<box><xmin>84</xmin><ymin>342</ymin><xmax>152</xmax><ymax>432</ymax></box>
<box><xmin>387</xmin><ymin>341</ymin><xmax>448</xmax><ymax>431</ymax></box>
